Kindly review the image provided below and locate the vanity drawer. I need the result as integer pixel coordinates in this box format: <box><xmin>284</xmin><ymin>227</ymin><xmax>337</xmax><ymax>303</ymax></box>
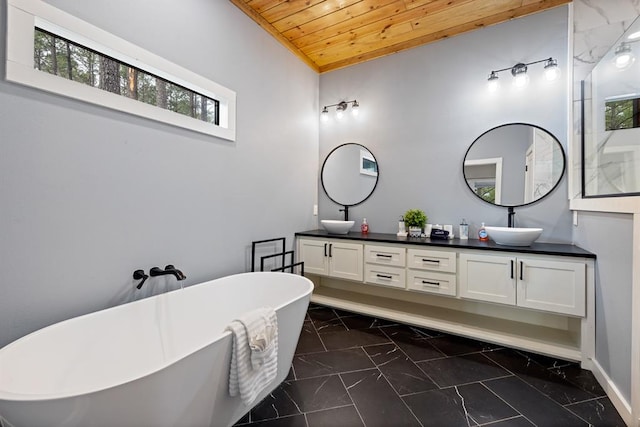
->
<box><xmin>364</xmin><ymin>264</ymin><xmax>406</xmax><ymax>289</ymax></box>
<box><xmin>407</xmin><ymin>270</ymin><xmax>456</xmax><ymax>296</ymax></box>
<box><xmin>407</xmin><ymin>249</ymin><xmax>456</xmax><ymax>273</ymax></box>
<box><xmin>365</xmin><ymin>245</ymin><xmax>406</xmax><ymax>267</ymax></box>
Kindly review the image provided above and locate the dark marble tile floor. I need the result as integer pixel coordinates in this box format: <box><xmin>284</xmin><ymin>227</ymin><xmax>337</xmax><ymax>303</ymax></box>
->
<box><xmin>235</xmin><ymin>303</ymin><xmax>626</xmax><ymax>427</ymax></box>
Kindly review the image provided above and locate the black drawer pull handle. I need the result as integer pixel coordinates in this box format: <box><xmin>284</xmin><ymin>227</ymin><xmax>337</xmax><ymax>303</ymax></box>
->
<box><xmin>376</xmin><ymin>254</ymin><xmax>392</xmax><ymax>258</ymax></box>
<box><xmin>422</xmin><ymin>259</ymin><xmax>440</xmax><ymax>263</ymax></box>
<box><xmin>376</xmin><ymin>274</ymin><xmax>393</xmax><ymax>279</ymax></box>
<box><xmin>422</xmin><ymin>280</ymin><xmax>440</xmax><ymax>286</ymax></box>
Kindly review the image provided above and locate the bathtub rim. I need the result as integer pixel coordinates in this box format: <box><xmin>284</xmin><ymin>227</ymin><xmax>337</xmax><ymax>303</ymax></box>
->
<box><xmin>0</xmin><ymin>272</ymin><xmax>313</xmax><ymax>402</ymax></box>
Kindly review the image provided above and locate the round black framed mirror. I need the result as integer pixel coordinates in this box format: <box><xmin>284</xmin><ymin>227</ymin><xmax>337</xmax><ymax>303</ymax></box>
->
<box><xmin>463</xmin><ymin>123</ymin><xmax>565</xmax><ymax>207</ymax></box>
<box><xmin>321</xmin><ymin>143</ymin><xmax>379</xmax><ymax>217</ymax></box>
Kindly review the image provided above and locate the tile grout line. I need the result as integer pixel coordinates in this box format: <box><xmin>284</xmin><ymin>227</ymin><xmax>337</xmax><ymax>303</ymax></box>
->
<box><xmin>477</xmin><ymin>415</ymin><xmax>528</xmax><ymax>426</ymax></box>
<box><xmin>378</xmin><ymin>327</ymin><xmax>442</xmax><ymax>388</ymax></box>
<box><xmin>290</xmin><ymin>364</ymin><xmax>384</xmax><ymax>382</ymax></box>
<box><xmin>563</xmin><ymin>398</ymin><xmax>607</xmax><ymax>426</ymax></box>
<box><xmin>307</xmin><ymin>310</ymin><xmax>328</xmax><ymax>353</ymax></box>
<box><xmin>478</xmin><ymin>381</ymin><xmax>538</xmax><ymax>426</ymax></box>
<box><xmin>563</xmin><ymin>395</ymin><xmax>608</xmax><ymax>408</ymax></box>
<box><xmin>337</xmin><ymin>372</ymin><xmax>368</xmax><ymax>427</ymax></box>
<box><xmin>482</xmin><ymin>375</ymin><xmax>593</xmax><ymax>425</ymax></box>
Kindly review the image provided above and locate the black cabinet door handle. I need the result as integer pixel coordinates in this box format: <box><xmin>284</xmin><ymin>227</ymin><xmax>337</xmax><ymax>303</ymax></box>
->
<box><xmin>324</xmin><ymin>243</ymin><xmax>327</xmax><ymax>257</ymax></box>
<box><xmin>329</xmin><ymin>243</ymin><xmax>332</xmax><ymax>258</ymax></box>
<box><xmin>510</xmin><ymin>260</ymin><xmax>514</xmax><ymax>279</ymax></box>
<box><xmin>520</xmin><ymin>260</ymin><xmax>524</xmax><ymax>281</ymax></box>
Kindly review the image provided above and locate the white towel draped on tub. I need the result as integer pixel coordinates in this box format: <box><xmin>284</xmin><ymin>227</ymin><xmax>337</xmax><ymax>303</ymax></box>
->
<box><xmin>225</xmin><ymin>307</ymin><xmax>278</xmax><ymax>405</ymax></box>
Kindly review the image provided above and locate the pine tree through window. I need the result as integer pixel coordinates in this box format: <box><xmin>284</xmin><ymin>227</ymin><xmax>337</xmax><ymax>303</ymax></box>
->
<box><xmin>33</xmin><ymin>28</ymin><xmax>220</xmax><ymax>126</ymax></box>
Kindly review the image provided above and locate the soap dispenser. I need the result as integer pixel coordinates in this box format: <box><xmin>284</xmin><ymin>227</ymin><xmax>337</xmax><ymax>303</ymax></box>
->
<box><xmin>459</xmin><ymin>219</ymin><xmax>469</xmax><ymax>240</ymax></box>
<box><xmin>361</xmin><ymin>218</ymin><xmax>369</xmax><ymax>234</ymax></box>
<box><xmin>397</xmin><ymin>216</ymin><xmax>407</xmax><ymax>237</ymax></box>
<box><xmin>478</xmin><ymin>222</ymin><xmax>489</xmax><ymax>241</ymax></box>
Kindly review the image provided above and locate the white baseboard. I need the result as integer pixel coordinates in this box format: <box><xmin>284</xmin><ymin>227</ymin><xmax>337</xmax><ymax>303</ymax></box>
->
<box><xmin>590</xmin><ymin>358</ymin><xmax>634</xmax><ymax>426</ymax></box>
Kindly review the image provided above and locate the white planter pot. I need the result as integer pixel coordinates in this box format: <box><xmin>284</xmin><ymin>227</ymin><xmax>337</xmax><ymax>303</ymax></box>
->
<box><xmin>408</xmin><ymin>226</ymin><xmax>422</xmax><ymax>237</ymax></box>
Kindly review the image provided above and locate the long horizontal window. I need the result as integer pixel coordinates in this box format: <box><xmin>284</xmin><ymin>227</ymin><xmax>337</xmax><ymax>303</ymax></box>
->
<box><xmin>34</xmin><ymin>28</ymin><xmax>220</xmax><ymax>125</ymax></box>
<box><xmin>6</xmin><ymin>0</ymin><xmax>236</xmax><ymax>140</ymax></box>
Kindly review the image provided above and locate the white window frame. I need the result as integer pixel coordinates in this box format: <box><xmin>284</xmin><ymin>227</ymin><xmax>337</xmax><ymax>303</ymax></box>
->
<box><xmin>6</xmin><ymin>0</ymin><xmax>236</xmax><ymax>141</ymax></box>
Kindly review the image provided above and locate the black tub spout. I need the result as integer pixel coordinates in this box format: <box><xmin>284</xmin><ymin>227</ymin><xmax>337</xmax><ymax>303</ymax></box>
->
<box><xmin>150</xmin><ymin>265</ymin><xmax>186</xmax><ymax>281</ymax></box>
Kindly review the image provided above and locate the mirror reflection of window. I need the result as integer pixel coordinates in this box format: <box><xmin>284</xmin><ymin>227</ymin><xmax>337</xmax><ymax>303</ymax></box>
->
<box><xmin>463</xmin><ymin>158</ymin><xmax>502</xmax><ymax>204</ymax></box>
<box><xmin>360</xmin><ymin>149</ymin><xmax>378</xmax><ymax>176</ymax></box>
<box><xmin>605</xmin><ymin>96</ymin><xmax>640</xmax><ymax>130</ymax></box>
<box><xmin>464</xmin><ymin>123</ymin><xmax>564</xmax><ymax>207</ymax></box>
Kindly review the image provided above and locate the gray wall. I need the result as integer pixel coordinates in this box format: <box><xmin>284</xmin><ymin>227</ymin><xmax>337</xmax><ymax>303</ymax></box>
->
<box><xmin>0</xmin><ymin>0</ymin><xmax>319</xmax><ymax>347</ymax></box>
<box><xmin>318</xmin><ymin>6</ymin><xmax>571</xmax><ymax>240</ymax></box>
<box><xmin>573</xmin><ymin>212</ymin><xmax>633</xmax><ymax>401</ymax></box>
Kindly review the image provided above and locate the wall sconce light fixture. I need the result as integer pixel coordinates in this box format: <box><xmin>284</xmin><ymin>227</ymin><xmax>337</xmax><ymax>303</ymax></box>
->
<box><xmin>487</xmin><ymin>57</ymin><xmax>559</xmax><ymax>91</ymax></box>
<box><xmin>321</xmin><ymin>99</ymin><xmax>359</xmax><ymax>122</ymax></box>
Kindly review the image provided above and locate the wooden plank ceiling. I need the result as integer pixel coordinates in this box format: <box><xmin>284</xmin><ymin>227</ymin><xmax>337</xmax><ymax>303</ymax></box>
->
<box><xmin>230</xmin><ymin>0</ymin><xmax>570</xmax><ymax>73</ymax></box>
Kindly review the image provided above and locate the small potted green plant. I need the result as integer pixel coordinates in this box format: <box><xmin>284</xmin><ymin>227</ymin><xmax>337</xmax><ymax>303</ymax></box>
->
<box><xmin>404</xmin><ymin>209</ymin><xmax>427</xmax><ymax>237</ymax></box>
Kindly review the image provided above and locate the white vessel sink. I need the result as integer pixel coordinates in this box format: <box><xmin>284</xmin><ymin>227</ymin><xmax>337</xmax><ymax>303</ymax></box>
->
<box><xmin>485</xmin><ymin>226</ymin><xmax>543</xmax><ymax>247</ymax></box>
<box><xmin>321</xmin><ymin>220</ymin><xmax>355</xmax><ymax>234</ymax></box>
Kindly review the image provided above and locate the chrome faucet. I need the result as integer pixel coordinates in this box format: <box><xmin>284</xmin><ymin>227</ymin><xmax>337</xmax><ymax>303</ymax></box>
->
<box><xmin>150</xmin><ymin>265</ymin><xmax>186</xmax><ymax>281</ymax></box>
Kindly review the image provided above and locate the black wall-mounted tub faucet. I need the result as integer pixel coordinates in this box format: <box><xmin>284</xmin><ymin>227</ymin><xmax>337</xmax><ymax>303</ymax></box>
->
<box><xmin>133</xmin><ymin>269</ymin><xmax>149</xmax><ymax>289</ymax></box>
<box><xmin>150</xmin><ymin>265</ymin><xmax>186</xmax><ymax>281</ymax></box>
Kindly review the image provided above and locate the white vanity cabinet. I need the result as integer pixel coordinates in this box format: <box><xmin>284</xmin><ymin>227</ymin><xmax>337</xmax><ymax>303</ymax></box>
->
<box><xmin>459</xmin><ymin>253</ymin><xmax>515</xmax><ymax>305</ymax></box>
<box><xmin>459</xmin><ymin>252</ymin><xmax>586</xmax><ymax>316</ymax></box>
<box><xmin>296</xmin><ymin>231</ymin><xmax>595</xmax><ymax>366</ymax></box>
<box><xmin>406</xmin><ymin>248</ymin><xmax>457</xmax><ymax>296</ymax></box>
<box><xmin>364</xmin><ymin>244</ymin><xmax>406</xmax><ymax>289</ymax></box>
<box><xmin>297</xmin><ymin>238</ymin><xmax>363</xmax><ymax>281</ymax></box>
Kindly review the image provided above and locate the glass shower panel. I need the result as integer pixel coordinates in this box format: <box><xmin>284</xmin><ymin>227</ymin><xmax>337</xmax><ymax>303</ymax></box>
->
<box><xmin>583</xmin><ymin>16</ymin><xmax>640</xmax><ymax>197</ymax></box>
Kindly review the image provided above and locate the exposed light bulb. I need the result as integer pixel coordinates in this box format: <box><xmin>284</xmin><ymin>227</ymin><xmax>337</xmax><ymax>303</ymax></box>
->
<box><xmin>320</xmin><ymin>107</ymin><xmax>329</xmax><ymax>122</ymax></box>
<box><xmin>543</xmin><ymin>59</ymin><xmax>559</xmax><ymax>81</ymax></box>
<box><xmin>511</xmin><ymin>63</ymin><xmax>529</xmax><ymax>88</ymax></box>
<box><xmin>351</xmin><ymin>100</ymin><xmax>359</xmax><ymax>116</ymax></box>
<box><xmin>513</xmin><ymin>72</ymin><xmax>529</xmax><ymax>87</ymax></box>
<box><xmin>335</xmin><ymin>101</ymin><xmax>347</xmax><ymax>119</ymax></box>
<box><xmin>487</xmin><ymin>71</ymin><xmax>499</xmax><ymax>92</ymax></box>
<box><xmin>544</xmin><ymin>67</ymin><xmax>559</xmax><ymax>81</ymax></box>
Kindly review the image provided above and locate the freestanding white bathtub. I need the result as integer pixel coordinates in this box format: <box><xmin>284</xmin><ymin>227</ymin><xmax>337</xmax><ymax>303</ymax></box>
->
<box><xmin>0</xmin><ymin>272</ymin><xmax>313</xmax><ymax>427</ymax></box>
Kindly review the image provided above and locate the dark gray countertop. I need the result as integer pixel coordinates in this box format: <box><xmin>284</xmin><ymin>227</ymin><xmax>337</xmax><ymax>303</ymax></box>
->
<box><xmin>295</xmin><ymin>230</ymin><xmax>596</xmax><ymax>259</ymax></box>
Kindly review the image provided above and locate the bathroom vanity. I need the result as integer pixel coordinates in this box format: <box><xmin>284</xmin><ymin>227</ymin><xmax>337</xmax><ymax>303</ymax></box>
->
<box><xmin>296</xmin><ymin>230</ymin><xmax>596</xmax><ymax>367</ymax></box>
